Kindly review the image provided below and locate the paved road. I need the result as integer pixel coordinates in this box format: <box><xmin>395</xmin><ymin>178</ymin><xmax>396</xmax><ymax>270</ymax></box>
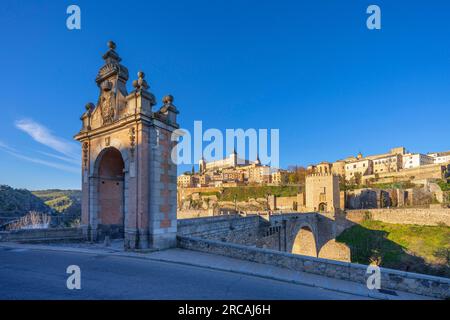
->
<box><xmin>0</xmin><ymin>246</ymin><xmax>366</xmax><ymax>300</ymax></box>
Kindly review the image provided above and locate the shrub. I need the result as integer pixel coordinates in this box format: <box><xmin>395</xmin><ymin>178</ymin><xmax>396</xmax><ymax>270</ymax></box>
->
<box><xmin>363</xmin><ymin>211</ymin><xmax>373</xmax><ymax>221</ymax></box>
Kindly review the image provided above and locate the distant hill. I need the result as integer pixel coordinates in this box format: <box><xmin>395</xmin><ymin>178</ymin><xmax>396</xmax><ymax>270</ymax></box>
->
<box><xmin>32</xmin><ymin>189</ymin><xmax>81</xmax><ymax>216</ymax></box>
<box><xmin>0</xmin><ymin>185</ymin><xmax>82</xmax><ymax>220</ymax></box>
<box><xmin>0</xmin><ymin>185</ymin><xmax>52</xmax><ymax>217</ymax></box>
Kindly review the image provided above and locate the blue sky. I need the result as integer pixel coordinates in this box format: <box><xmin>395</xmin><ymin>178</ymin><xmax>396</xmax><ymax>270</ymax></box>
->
<box><xmin>0</xmin><ymin>0</ymin><xmax>449</xmax><ymax>190</ymax></box>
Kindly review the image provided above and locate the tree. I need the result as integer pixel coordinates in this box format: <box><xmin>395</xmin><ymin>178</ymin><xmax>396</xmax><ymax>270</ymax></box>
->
<box><xmin>287</xmin><ymin>165</ymin><xmax>307</xmax><ymax>185</ymax></box>
<box><xmin>434</xmin><ymin>248</ymin><xmax>450</xmax><ymax>265</ymax></box>
<box><xmin>354</xmin><ymin>172</ymin><xmax>362</xmax><ymax>186</ymax></box>
<box><xmin>339</xmin><ymin>174</ymin><xmax>347</xmax><ymax>190</ymax></box>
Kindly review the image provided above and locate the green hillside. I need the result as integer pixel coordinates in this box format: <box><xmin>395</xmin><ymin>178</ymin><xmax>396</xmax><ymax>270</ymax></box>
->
<box><xmin>200</xmin><ymin>186</ymin><xmax>301</xmax><ymax>202</ymax></box>
<box><xmin>32</xmin><ymin>189</ymin><xmax>81</xmax><ymax>216</ymax></box>
<box><xmin>337</xmin><ymin>220</ymin><xmax>450</xmax><ymax>277</ymax></box>
<box><xmin>0</xmin><ymin>185</ymin><xmax>52</xmax><ymax>217</ymax></box>
<box><xmin>0</xmin><ymin>185</ymin><xmax>82</xmax><ymax>220</ymax></box>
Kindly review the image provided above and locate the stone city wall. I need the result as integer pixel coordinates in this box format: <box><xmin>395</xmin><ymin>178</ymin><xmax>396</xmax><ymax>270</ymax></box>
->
<box><xmin>345</xmin><ymin>208</ymin><xmax>450</xmax><ymax>226</ymax></box>
<box><xmin>178</xmin><ymin>236</ymin><xmax>450</xmax><ymax>299</ymax></box>
<box><xmin>273</xmin><ymin>196</ymin><xmax>297</xmax><ymax>210</ymax></box>
<box><xmin>177</xmin><ymin>209</ymin><xmax>215</xmax><ymax>219</ymax></box>
<box><xmin>178</xmin><ymin>187</ymin><xmax>222</xmax><ymax>199</ymax></box>
<box><xmin>362</xmin><ymin>163</ymin><xmax>447</xmax><ymax>184</ymax></box>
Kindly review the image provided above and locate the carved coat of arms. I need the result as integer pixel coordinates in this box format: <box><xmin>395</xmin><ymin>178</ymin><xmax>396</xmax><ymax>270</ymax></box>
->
<box><xmin>100</xmin><ymin>90</ymin><xmax>115</xmax><ymax>125</ymax></box>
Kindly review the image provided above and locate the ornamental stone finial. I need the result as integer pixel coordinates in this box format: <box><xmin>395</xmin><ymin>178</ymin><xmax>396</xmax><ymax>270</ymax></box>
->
<box><xmin>107</xmin><ymin>40</ymin><xmax>116</xmax><ymax>50</ymax></box>
<box><xmin>160</xmin><ymin>94</ymin><xmax>178</xmax><ymax>114</ymax></box>
<box><xmin>133</xmin><ymin>71</ymin><xmax>149</xmax><ymax>91</ymax></box>
<box><xmin>85</xmin><ymin>102</ymin><xmax>95</xmax><ymax>112</ymax></box>
<box><xmin>162</xmin><ymin>95</ymin><xmax>174</xmax><ymax>105</ymax></box>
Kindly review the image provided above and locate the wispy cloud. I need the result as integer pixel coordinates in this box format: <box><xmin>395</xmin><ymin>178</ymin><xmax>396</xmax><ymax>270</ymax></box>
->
<box><xmin>0</xmin><ymin>119</ymin><xmax>80</xmax><ymax>175</ymax></box>
<box><xmin>0</xmin><ymin>140</ymin><xmax>15</xmax><ymax>152</ymax></box>
<box><xmin>15</xmin><ymin>119</ymin><xmax>78</xmax><ymax>159</ymax></box>
<box><xmin>0</xmin><ymin>141</ymin><xmax>78</xmax><ymax>174</ymax></box>
<box><xmin>37</xmin><ymin>151</ymin><xmax>80</xmax><ymax>166</ymax></box>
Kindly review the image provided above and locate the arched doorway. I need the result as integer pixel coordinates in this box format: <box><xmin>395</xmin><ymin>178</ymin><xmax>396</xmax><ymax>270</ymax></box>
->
<box><xmin>292</xmin><ymin>226</ymin><xmax>317</xmax><ymax>257</ymax></box>
<box><xmin>318</xmin><ymin>202</ymin><xmax>327</xmax><ymax>212</ymax></box>
<box><xmin>96</xmin><ymin>147</ymin><xmax>125</xmax><ymax>240</ymax></box>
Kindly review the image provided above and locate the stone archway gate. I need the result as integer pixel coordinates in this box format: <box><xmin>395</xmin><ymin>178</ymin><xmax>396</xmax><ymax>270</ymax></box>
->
<box><xmin>74</xmin><ymin>42</ymin><xmax>180</xmax><ymax>250</ymax></box>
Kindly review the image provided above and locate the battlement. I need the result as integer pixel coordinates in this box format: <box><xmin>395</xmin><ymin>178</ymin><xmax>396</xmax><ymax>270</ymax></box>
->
<box><xmin>307</xmin><ymin>173</ymin><xmax>339</xmax><ymax>178</ymax></box>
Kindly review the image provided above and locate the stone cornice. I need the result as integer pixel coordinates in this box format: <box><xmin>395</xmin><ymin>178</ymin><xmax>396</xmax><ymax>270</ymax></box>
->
<box><xmin>74</xmin><ymin>112</ymin><xmax>179</xmax><ymax>141</ymax></box>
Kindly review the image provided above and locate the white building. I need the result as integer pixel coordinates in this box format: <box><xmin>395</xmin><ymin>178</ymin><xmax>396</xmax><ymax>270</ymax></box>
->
<box><xmin>345</xmin><ymin>159</ymin><xmax>373</xmax><ymax>181</ymax></box>
<box><xmin>248</xmin><ymin>165</ymin><xmax>271</xmax><ymax>183</ymax></box>
<box><xmin>402</xmin><ymin>153</ymin><xmax>435</xmax><ymax>169</ymax></box>
<box><xmin>428</xmin><ymin>151</ymin><xmax>450</xmax><ymax>164</ymax></box>
<box><xmin>177</xmin><ymin>174</ymin><xmax>195</xmax><ymax>188</ymax></box>
<box><xmin>372</xmin><ymin>154</ymin><xmax>402</xmax><ymax>174</ymax></box>
<box><xmin>199</xmin><ymin>150</ymin><xmax>251</xmax><ymax>173</ymax></box>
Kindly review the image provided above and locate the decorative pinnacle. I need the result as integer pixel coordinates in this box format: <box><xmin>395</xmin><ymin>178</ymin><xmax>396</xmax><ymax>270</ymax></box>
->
<box><xmin>163</xmin><ymin>95</ymin><xmax>174</xmax><ymax>105</ymax></box>
<box><xmin>132</xmin><ymin>71</ymin><xmax>148</xmax><ymax>90</ymax></box>
<box><xmin>107</xmin><ymin>40</ymin><xmax>116</xmax><ymax>50</ymax></box>
<box><xmin>85</xmin><ymin>102</ymin><xmax>95</xmax><ymax>112</ymax></box>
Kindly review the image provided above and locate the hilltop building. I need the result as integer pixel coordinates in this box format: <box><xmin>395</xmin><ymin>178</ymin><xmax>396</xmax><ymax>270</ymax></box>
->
<box><xmin>429</xmin><ymin>151</ymin><xmax>450</xmax><ymax>164</ymax></box>
<box><xmin>178</xmin><ymin>152</ymin><xmax>283</xmax><ymax>188</ymax></box>
<box><xmin>199</xmin><ymin>150</ymin><xmax>251</xmax><ymax>173</ymax></box>
<box><xmin>402</xmin><ymin>153</ymin><xmax>435</xmax><ymax>169</ymax></box>
<box><xmin>308</xmin><ymin>146</ymin><xmax>450</xmax><ymax>183</ymax></box>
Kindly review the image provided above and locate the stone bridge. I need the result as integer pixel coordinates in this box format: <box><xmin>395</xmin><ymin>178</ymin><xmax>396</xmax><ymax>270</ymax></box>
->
<box><xmin>177</xmin><ymin>212</ymin><xmax>352</xmax><ymax>261</ymax></box>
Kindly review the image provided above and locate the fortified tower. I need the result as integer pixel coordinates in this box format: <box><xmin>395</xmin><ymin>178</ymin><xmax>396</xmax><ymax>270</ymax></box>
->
<box><xmin>74</xmin><ymin>41</ymin><xmax>179</xmax><ymax>250</ymax></box>
<box><xmin>305</xmin><ymin>173</ymin><xmax>340</xmax><ymax>213</ymax></box>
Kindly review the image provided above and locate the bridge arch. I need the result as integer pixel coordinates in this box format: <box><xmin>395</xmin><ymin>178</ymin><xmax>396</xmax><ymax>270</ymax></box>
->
<box><xmin>318</xmin><ymin>239</ymin><xmax>351</xmax><ymax>261</ymax></box>
<box><xmin>291</xmin><ymin>223</ymin><xmax>318</xmax><ymax>257</ymax></box>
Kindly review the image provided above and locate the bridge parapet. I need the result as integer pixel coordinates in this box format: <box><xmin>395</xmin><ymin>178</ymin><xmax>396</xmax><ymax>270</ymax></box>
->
<box><xmin>178</xmin><ymin>235</ymin><xmax>450</xmax><ymax>299</ymax></box>
<box><xmin>176</xmin><ymin>212</ymin><xmax>352</xmax><ymax>261</ymax></box>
